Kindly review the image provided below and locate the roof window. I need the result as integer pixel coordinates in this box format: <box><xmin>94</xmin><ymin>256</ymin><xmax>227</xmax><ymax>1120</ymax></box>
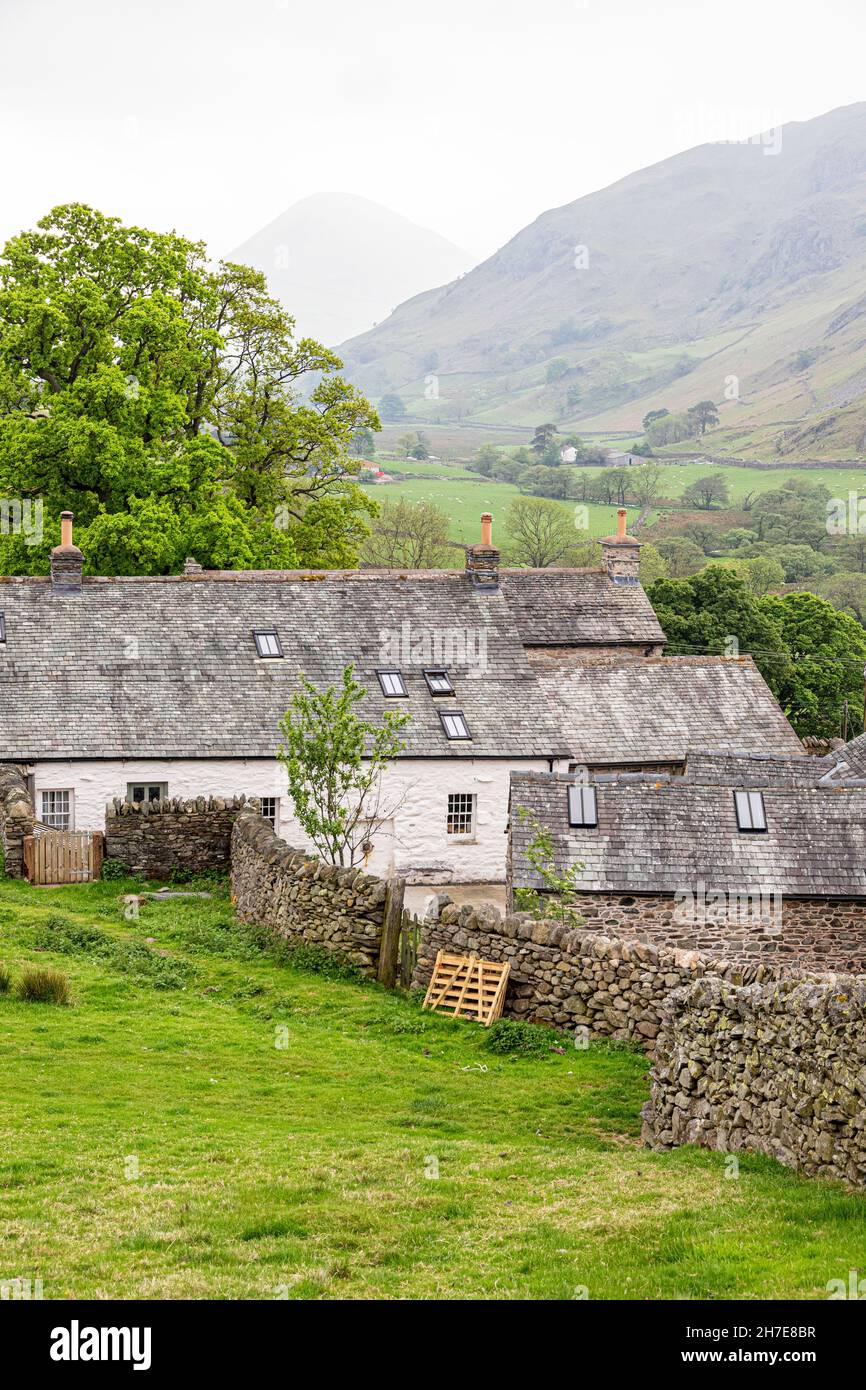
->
<box><xmin>253</xmin><ymin>629</ymin><xmax>283</xmax><ymax>659</ymax></box>
<box><xmin>568</xmin><ymin>785</ymin><xmax>598</xmax><ymax>828</ymax></box>
<box><xmin>734</xmin><ymin>790</ymin><xmax>767</xmax><ymax>833</ymax></box>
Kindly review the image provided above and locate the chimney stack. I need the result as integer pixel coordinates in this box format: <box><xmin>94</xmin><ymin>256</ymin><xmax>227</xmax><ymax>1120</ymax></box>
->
<box><xmin>466</xmin><ymin>512</ymin><xmax>500</xmax><ymax>589</ymax></box>
<box><xmin>600</xmin><ymin>507</ymin><xmax>643</xmax><ymax>585</ymax></box>
<box><xmin>50</xmin><ymin>510</ymin><xmax>84</xmax><ymax>593</ymax></box>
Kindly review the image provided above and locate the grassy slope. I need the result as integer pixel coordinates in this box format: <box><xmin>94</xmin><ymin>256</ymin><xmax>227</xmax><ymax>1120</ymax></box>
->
<box><xmin>2</xmin><ymin>878</ymin><xmax>865</xmax><ymax>1301</ymax></box>
<box><xmin>367</xmin><ymin>457</ymin><xmax>866</xmax><ymax>552</ymax></box>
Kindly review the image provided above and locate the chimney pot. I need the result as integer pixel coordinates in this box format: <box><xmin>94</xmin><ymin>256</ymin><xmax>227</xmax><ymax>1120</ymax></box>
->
<box><xmin>466</xmin><ymin>513</ymin><xmax>500</xmax><ymax>589</ymax></box>
<box><xmin>51</xmin><ymin>510</ymin><xmax>84</xmax><ymax>593</ymax></box>
<box><xmin>600</xmin><ymin>510</ymin><xmax>643</xmax><ymax>586</ymax></box>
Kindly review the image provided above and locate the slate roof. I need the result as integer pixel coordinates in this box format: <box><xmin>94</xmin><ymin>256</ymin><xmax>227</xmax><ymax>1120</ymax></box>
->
<box><xmin>526</xmin><ymin>653</ymin><xmax>805</xmax><ymax>764</ymax></box>
<box><xmin>0</xmin><ymin>569</ymin><xmax>575</xmax><ymax>761</ymax></box>
<box><xmin>823</xmin><ymin>732</ymin><xmax>866</xmax><ymax>782</ymax></box>
<box><xmin>499</xmin><ymin>569</ymin><xmax>665</xmax><ymax>647</ymax></box>
<box><xmin>510</xmin><ymin>761</ymin><xmax>866</xmax><ymax>899</ymax></box>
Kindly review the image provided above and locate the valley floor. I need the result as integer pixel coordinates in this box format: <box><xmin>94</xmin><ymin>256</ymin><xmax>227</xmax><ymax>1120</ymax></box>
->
<box><xmin>1</xmin><ymin>877</ymin><xmax>864</xmax><ymax>1301</ymax></box>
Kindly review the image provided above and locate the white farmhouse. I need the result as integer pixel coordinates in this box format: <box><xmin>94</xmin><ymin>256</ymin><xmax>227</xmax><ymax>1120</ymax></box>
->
<box><xmin>0</xmin><ymin>509</ymin><xmax>803</xmax><ymax>882</ymax></box>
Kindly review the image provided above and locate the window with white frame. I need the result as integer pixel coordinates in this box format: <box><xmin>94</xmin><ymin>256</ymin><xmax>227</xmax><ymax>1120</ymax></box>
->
<box><xmin>127</xmin><ymin>782</ymin><xmax>168</xmax><ymax>805</ymax></box>
<box><xmin>41</xmin><ymin>789</ymin><xmax>72</xmax><ymax>830</ymax></box>
<box><xmin>376</xmin><ymin>669</ymin><xmax>407</xmax><ymax>697</ymax></box>
<box><xmin>253</xmin><ymin>629</ymin><xmax>283</xmax><ymax>658</ymax></box>
<box><xmin>567</xmin><ymin>784</ymin><xmax>598</xmax><ymax>828</ymax></box>
<box><xmin>447</xmin><ymin>792</ymin><xmax>476</xmax><ymax>838</ymax></box>
<box><xmin>734</xmin><ymin>790</ymin><xmax>767</xmax><ymax>832</ymax></box>
<box><xmin>260</xmin><ymin>796</ymin><xmax>279</xmax><ymax>831</ymax></box>
<box><xmin>439</xmin><ymin>709</ymin><xmax>471</xmax><ymax>740</ymax></box>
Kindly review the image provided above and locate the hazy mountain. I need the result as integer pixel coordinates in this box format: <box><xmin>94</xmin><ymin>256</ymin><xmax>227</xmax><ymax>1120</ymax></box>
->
<box><xmin>340</xmin><ymin>104</ymin><xmax>866</xmax><ymax>460</ymax></box>
<box><xmin>231</xmin><ymin>192</ymin><xmax>474</xmax><ymax>346</ymax></box>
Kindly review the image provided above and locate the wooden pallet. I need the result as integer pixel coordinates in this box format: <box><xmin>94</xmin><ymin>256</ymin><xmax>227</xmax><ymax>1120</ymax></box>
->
<box><xmin>422</xmin><ymin>951</ymin><xmax>510</xmax><ymax>1026</ymax></box>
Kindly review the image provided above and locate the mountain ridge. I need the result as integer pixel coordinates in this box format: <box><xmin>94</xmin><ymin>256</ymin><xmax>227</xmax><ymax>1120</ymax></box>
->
<box><xmin>339</xmin><ymin>103</ymin><xmax>866</xmax><ymax>460</ymax></box>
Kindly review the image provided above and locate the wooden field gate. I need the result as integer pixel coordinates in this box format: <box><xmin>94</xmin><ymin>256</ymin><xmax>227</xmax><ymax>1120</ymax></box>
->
<box><xmin>23</xmin><ymin>831</ymin><xmax>104</xmax><ymax>885</ymax></box>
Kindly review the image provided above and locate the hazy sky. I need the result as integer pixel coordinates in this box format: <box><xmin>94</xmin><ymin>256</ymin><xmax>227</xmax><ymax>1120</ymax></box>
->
<box><xmin>1</xmin><ymin>0</ymin><xmax>865</xmax><ymax>263</ymax></box>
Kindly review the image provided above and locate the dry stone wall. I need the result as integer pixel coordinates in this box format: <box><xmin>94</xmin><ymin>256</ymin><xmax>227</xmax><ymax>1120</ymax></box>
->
<box><xmin>230</xmin><ymin>809</ymin><xmax>390</xmax><ymax>974</ymax></box>
<box><xmin>105</xmin><ymin>795</ymin><xmax>247</xmax><ymax>878</ymax></box>
<box><xmin>0</xmin><ymin>764</ymin><xmax>36</xmax><ymax>878</ymax></box>
<box><xmin>413</xmin><ymin>901</ymin><xmax>780</xmax><ymax>1048</ymax></box>
<box><xmin>641</xmin><ymin>974</ymin><xmax>866</xmax><ymax>1187</ymax></box>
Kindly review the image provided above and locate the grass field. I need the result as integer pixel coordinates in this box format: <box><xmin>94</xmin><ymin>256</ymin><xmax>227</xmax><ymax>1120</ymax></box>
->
<box><xmin>2</xmin><ymin>876</ymin><xmax>865</xmax><ymax>1301</ymax></box>
<box><xmin>366</xmin><ymin>474</ymin><xmax>625</xmax><ymax>546</ymax></box>
<box><xmin>365</xmin><ymin>455</ymin><xmax>866</xmax><ymax>552</ymax></box>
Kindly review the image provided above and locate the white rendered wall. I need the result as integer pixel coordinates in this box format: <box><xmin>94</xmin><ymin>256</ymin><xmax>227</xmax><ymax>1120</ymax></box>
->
<box><xmin>30</xmin><ymin>756</ymin><xmax>555</xmax><ymax>883</ymax></box>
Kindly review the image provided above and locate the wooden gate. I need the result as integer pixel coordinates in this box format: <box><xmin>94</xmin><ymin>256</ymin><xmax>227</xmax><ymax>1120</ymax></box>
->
<box><xmin>23</xmin><ymin>831</ymin><xmax>104</xmax><ymax>885</ymax></box>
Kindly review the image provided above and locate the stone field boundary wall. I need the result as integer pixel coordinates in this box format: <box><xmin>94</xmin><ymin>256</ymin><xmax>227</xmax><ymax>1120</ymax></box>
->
<box><xmin>230</xmin><ymin>809</ymin><xmax>404</xmax><ymax>980</ymax></box>
<box><xmin>412</xmin><ymin>900</ymin><xmax>783</xmax><ymax>1047</ymax></box>
<box><xmin>641</xmin><ymin>975</ymin><xmax>866</xmax><ymax>1187</ymax></box>
<box><xmin>105</xmin><ymin>795</ymin><xmax>248</xmax><ymax>879</ymax></box>
<box><xmin>0</xmin><ymin>764</ymin><xmax>36</xmax><ymax>878</ymax></box>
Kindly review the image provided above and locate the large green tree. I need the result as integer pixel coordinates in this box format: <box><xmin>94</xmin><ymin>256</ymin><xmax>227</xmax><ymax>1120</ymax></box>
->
<box><xmin>762</xmin><ymin>591</ymin><xmax>866</xmax><ymax>738</ymax></box>
<box><xmin>648</xmin><ymin>567</ymin><xmax>866</xmax><ymax>737</ymax></box>
<box><xmin>647</xmin><ymin>565</ymin><xmax>790</xmax><ymax>690</ymax></box>
<box><xmin>0</xmin><ymin>204</ymin><xmax>378</xmax><ymax>574</ymax></box>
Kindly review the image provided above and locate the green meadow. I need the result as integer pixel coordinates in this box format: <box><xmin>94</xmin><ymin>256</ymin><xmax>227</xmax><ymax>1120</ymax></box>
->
<box><xmin>2</xmin><ymin>877</ymin><xmax>865</xmax><ymax>1301</ymax></box>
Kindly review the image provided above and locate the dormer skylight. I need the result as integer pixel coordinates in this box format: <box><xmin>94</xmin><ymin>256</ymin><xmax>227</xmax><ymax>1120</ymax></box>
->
<box><xmin>440</xmin><ymin>709</ymin><xmax>471</xmax><ymax>740</ymax></box>
<box><xmin>377</xmin><ymin>669</ymin><xmax>407</xmax><ymax>698</ymax></box>
<box><xmin>568</xmin><ymin>785</ymin><xmax>598</xmax><ymax>828</ymax></box>
<box><xmin>424</xmin><ymin>668</ymin><xmax>454</xmax><ymax>695</ymax></box>
<box><xmin>734</xmin><ymin>790</ymin><xmax>767</xmax><ymax>832</ymax></box>
<box><xmin>253</xmin><ymin>629</ymin><xmax>283</xmax><ymax>659</ymax></box>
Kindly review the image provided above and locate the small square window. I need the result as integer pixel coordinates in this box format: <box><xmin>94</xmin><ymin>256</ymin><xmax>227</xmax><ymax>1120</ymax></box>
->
<box><xmin>734</xmin><ymin>790</ymin><xmax>767</xmax><ymax>832</ymax></box>
<box><xmin>40</xmin><ymin>789</ymin><xmax>72</xmax><ymax>830</ymax></box>
<box><xmin>424</xmin><ymin>668</ymin><xmax>454</xmax><ymax>695</ymax></box>
<box><xmin>568</xmin><ymin>785</ymin><xmax>598</xmax><ymax>828</ymax></box>
<box><xmin>377</xmin><ymin>669</ymin><xmax>407</xmax><ymax>698</ymax></box>
<box><xmin>447</xmin><ymin>792</ymin><xmax>476</xmax><ymax>837</ymax></box>
<box><xmin>127</xmin><ymin>783</ymin><xmax>167</xmax><ymax>805</ymax></box>
<box><xmin>260</xmin><ymin>796</ymin><xmax>279</xmax><ymax>831</ymax></box>
<box><xmin>253</xmin><ymin>630</ymin><xmax>283</xmax><ymax>659</ymax></box>
<box><xmin>440</xmin><ymin>709</ymin><xmax>471</xmax><ymax>740</ymax></box>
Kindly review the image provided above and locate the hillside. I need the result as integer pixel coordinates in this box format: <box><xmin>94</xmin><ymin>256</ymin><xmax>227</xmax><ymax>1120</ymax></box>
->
<box><xmin>339</xmin><ymin>104</ymin><xmax>866</xmax><ymax>460</ymax></box>
<box><xmin>231</xmin><ymin>192</ymin><xmax>474</xmax><ymax>346</ymax></box>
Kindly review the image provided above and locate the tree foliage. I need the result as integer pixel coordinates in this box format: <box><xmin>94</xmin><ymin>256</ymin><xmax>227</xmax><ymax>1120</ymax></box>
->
<box><xmin>277</xmin><ymin>665</ymin><xmax>410</xmax><ymax>867</ymax></box>
<box><xmin>0</xmin><ymin>204</ymin><xmax>379</xmax><ymax>574</ymax></box>
<box><xmin>361</xmin><ymin>497</ymin><xmax>454</xmax><ymax>569</ymax></box>
<box><xmin>647</xmin><ymin>566</ymin><xmax>866</xmax><ymax>736</ymax></box>
<box><xmin>505</xmin><ymin>496</ymin><xmax>580</xmax><ymax>567</ymax></box>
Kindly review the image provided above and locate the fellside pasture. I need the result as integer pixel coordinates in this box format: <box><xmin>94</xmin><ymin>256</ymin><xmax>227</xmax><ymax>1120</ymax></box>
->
<box><xmin>2</xmin><ymin>875</ymin><xmax>865</xmax><ymax>1301</ymax></box>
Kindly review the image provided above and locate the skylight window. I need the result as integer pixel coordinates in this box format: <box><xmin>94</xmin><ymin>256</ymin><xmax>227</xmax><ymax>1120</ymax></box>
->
<box><xmin>424</xmin><ymin>668</ymin><xmax>454</xmax><ymax>695</ymax></box>
<box><xmin>253</xmin><ymin>629</ymin><xmax>283</xmax><ymax>659</ymax></box>
<box><xmin>377</xmin><ymin>669</ymin><xmax>407</xmax><ymax>698</ymax></box>
<box><xmin>734</xmin><ymin>790</ymin><xmax>767</xmax><ymax>833</ymax></box>
<box><xmin>440</xmin><ymin>709</ymin><xmax>471</xmax><ymax>741</ymax></box>
<box><xmin>568</xmin><ymin>785</ymin><xmax>598</xmax><ymax>828</ymax></box>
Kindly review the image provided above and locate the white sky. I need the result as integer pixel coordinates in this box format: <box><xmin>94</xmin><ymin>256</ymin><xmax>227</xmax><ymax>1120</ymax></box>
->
<box><xmin>1</xmin><ymin>0</ymin><xmax>864</xmax><ymax>262</ymax></box>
